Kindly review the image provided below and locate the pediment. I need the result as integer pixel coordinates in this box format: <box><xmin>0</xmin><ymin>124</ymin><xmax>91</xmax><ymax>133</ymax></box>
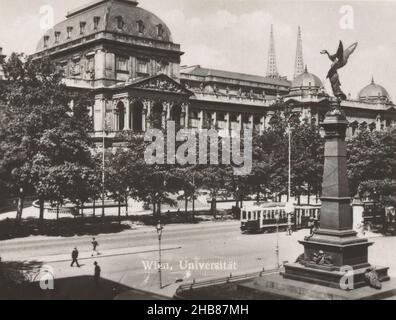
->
<box><xmin>128</xmin><ymin>74</ymin><xmax>193</xmax><ymax>95</ymax></box>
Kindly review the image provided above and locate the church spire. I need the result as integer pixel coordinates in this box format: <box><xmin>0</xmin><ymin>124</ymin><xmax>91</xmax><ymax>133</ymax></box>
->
<box><xmin>294</xmin><ymin>26</ymin><xmax>304</xmax><ymax>79</ymax></box>
<box><xmin>266</xmin><ymin>24</ymin><xmax>279</xmax><ymax>78</ymax></box>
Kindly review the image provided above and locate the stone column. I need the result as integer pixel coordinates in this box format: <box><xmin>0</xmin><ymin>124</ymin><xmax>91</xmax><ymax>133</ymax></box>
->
<box><xmin>143</xmin><ymin>100</ymin><xmax>151</xmax><ymax>131</ymax></box>
<box><xmin>124</xmin><ymin>98</ymin><xmax>131</xmax><ymax>130</ymax></box>
<box><xmin>184</xmin><ymin>103</ymin><xmax>190</xmax><ymax>128</ymax></box>
<box><xmin>237</xmin><ymin>114</ymin><xmax>242</xmax><ymax>132</ymax></box>
<box><xmin>249</xmin><ymin>114</ymin><xmax>254</xmax><ymax>131</ymax></box>
<box><xmin>225</xmin><ymin>113</ymin><xmax>231</xmax><ymax>137</ymax></box>
<box><xmin>113</xmin><ymin>100</ymin><xmax>118</xmax><ymax>131</ymax></box>
<box><xmin>212</xmin><ymin>111</ymin><xmax>217</xmax><ymax>129</ymax></box>
<box><xmin>199</xmin><ymin>110</ymin><xmax>204</xmax><ymax>129</ymax></box>
<box><xmin>260</xmin><ymin>115</ymin><xmax>265</xmax><ymax>134</ymax></box>
<box><xmin>94</xmin><ymin>95</ymin><xmax>105</xmax><ymax>132</ymax></box>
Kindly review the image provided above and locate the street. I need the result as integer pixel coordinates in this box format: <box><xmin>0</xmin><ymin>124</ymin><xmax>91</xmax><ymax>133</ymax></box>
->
<box><xmin>1</xmin><ymin>220</ymin><xmax>395</xmax><ymax>298</ymax></box>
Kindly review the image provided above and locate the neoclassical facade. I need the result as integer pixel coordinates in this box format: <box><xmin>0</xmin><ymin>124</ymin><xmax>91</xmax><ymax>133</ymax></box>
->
<box><xmin>24</xmin><ymin>0</ymin><xmax>396</xmax><ymax>143</ymax></box>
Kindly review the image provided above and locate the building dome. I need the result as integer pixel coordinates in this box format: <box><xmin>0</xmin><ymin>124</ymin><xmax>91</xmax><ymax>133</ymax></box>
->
<box><xmin>36</xmin><ymin>0</ymin><xmax>173</xmax><ymax>52</ymax></box>
<box><xmin>358</xmin><ymin>77</ymin><xmax>391</xmax><ymax>103</ymax></box>
<box><xmin>287</xmin><ymin>66</ymin><xmax>326</xmax><ymax>99</ymax></box>
<box><xmin>291</xmin><ymin>66</ymin><xmax>323</xmax><ymax>89</ymax></box>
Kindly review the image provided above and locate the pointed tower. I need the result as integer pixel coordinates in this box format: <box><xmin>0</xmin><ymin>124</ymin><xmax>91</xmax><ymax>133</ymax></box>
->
<box><xmin>294</xmin><ymin>26</ymin><xmax>304</xmax><ymax>79</ymax></box>
<box><xmin>266</xmin><ymin>25</ymin><xmax>279</xmax><ymax>78</ymax></box>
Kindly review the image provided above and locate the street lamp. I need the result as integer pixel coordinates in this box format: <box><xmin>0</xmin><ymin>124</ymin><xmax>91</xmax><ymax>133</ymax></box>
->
<box><xmin>286</xmin><ymin>124</ymin><xmax>292</xmax><ymax>202</ymax></box>
<box><xmin>102</xmin><ymin>101</ymin><xmax>109</xmax><ymax>219</ymax></box>
<box><xmin>275</xmin><ymin>212</ymin><xmax>280</xmax><ymax>269</ymax></box>
<box><xmin>156</xmin><ymin>220</ymin><xmax>164</xmax><ymax>289</ymax></box>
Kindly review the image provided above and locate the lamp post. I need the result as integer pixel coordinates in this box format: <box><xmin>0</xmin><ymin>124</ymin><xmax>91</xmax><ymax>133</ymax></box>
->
<box><xmin>287</xmin><ymin>124</ymin><xmax>292</xmax><ymax>202</ymax></box>
<box><xmin>156</xmin><ymin>221</ymin><xmax>164</xmax><ymax>289</ymax></box>
<box><xmin>192</xmin><ymin>173</ymin><xmax>196</xmax><ymax>214</ymax></box>
<box><xmin>275</xmin><ymin>212</ymin><xmax>280</xmax><ymax>269</ymax></box>
<box><xmin>102</xmin><ymin>101</ymin><xmax>109</xmax><ymax>219</ymax></box>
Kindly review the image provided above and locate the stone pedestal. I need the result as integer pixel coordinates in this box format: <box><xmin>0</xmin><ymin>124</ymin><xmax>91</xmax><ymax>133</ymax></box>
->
<box><xmin>283</xmin><ymin>99</ymin><xmax>390</xmax><ymax>289</ymax></box>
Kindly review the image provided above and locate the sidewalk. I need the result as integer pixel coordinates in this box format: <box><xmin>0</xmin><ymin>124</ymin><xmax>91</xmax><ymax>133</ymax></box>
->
<box><xmin>21</xmin><ymin>245</ymin><xmax>182</xmax><ymax>264</ymax></box>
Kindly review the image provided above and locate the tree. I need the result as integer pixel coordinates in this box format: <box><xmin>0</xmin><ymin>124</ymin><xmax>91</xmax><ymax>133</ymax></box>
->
<box><xmin>347</xmin><ymin>127</ymin><xmax>396</xmax><ymax>205</ymax></box>
<box><xmin>121</xmin><ymin>132</ymin><xmax>178</xmax><ymax>219</ymax></box>
<box><xmin>106</xmin><ymin>148</ymin><xmax>136</xmax><ymax>222</ymax></box>
<box><xmin>0</xmin><ymin>53</ymin><xmax>96</xmax><ymax>223</ymax></box>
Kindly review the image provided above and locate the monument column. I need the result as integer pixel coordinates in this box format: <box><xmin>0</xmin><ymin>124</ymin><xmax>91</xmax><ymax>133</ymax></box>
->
<box><xmin>283</xmin><ymin>99</ymin><xmax>390</xmax><ymax>289</ymax></box>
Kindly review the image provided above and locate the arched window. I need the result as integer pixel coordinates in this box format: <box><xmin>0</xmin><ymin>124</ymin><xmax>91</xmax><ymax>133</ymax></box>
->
<box><xmin>170</xmin><ymin>105</ymin><xmax>182</xmax><ymax>129</ymax></box>
<box><xmin>152</xmin><ymin>102</ymin><xmax>163</xmax><ymax>129</ymax></box>
<box><xmin>137</xmin><ymin>20</ymin><xmax>145</xmax><ymax>34</ymax></box>
<box><xmin>132</xmin><ymin>101</ymin><xmax>143</xmax><ymax>132</ymax></box>
<box><xmin>116</xmin><ymin>16</ymin><xmax>124</xmax><ymax>30</ymax></box>
<box><xmin>156</xmin><ymin>24</ymin><xmax>164</xmax><ymax>38</ymax></box>
<box><xmin>116</xmin><ymin>101</ymin><xmax>125</xmax><ymax>131</ymax></box>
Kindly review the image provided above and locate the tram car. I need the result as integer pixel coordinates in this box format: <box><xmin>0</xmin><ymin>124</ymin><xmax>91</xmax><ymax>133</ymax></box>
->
<box><xmin>240</xmin><ymin>202</ymin><xmax>321</xmax><ymax>234</ymax></box>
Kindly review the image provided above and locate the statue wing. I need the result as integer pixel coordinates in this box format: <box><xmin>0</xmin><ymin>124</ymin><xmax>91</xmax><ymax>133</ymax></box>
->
<box><xmin>343</xmin><ymin>42</ymin><xmax>358</xmax><ymax>61</ymax></box>
<box><xmin>336</xmin><ymin>41</ymin><xmax>344</xmax><ymax>61</ymax></box>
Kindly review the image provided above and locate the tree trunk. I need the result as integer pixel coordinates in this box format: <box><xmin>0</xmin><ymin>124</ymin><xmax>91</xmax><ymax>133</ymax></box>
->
<box><xmin>125</xmin><ymin>196</ymin><xmax>128</xmax><ymax>217</ymax></box>
<box><xmin>192</xmin><ymin>196</ymin><xmax>195</xmax><ymax>214</ymax></box>
<box><xmin>307</xmin><ymin>185</ymin><xmax>311</xmax><ymax>205</ymax></box>
<box><xmin>212</xmin><ymin>198</ymin><xmax>217</xmax><ymax>219</ymax></box>
<box><xmin>153</xmin><ymin>201</ymin><xmax>156</xmax><ymax>217</ymax></box>
<box><xmin>256</xmin><ymin>191</ymin><xmax>260</xmax><ymax>202</ymax></box>
<box><xmin>56</xmin><ymin>204</ymin><xmax>59</xmax><ymax>223</ymax></box>
<box><xmin>39</xmin><ymin>198</ymin><xmax>45</xmax><ymax>221</ymax></box>
<box><xmin>16</xmin><ymin>193</ymin><xmax>24</xmax><ymax>222</ymax></box>
<box><xmin>157</xmin><ymin>201</ymin><xmax>162</xmax><ymax>221</ymax></box>
<box><xmin>118</xmin><ymin>201</ymin><xmax>121</xmax><ymax>224</ymax></box>
<box><xmin>185</xmin><ymin>197</ymin><xmax>188</xmax><ymax>215</ymax></box>
<box><xmin>93</xmin><ymin>199</ymin><xmax>96</xmax><ymax>217</ymax></box>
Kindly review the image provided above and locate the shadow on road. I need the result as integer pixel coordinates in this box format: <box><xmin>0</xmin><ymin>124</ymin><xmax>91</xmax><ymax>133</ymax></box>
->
<box><xmin>0</xmin><ymin>274</ymin><xmax>133</xmax><ymax>300</ymax></box>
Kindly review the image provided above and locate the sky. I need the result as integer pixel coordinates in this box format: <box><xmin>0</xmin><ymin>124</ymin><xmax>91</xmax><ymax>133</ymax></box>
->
<box><xmin>0</xmin><ymin>0</ymin><xmax>395</xmax><ymax>100</ymax></box>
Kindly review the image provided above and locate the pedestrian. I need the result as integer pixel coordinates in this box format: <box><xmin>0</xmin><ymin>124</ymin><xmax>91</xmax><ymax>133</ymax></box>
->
<box><xmin>71</xmin><ymin>247</ymin><xmax>80</xmax><ymax>267</ymax></box>
<box><xmin>93</xmin><ymin>261</ymin><xmax>101</xmax><ymax>284</ymax></box>
<box><xmin>308</xmin><ymin>217</ymin><xmax>315</xmax><ymax>235</ymax></box>
<box><xmin>91</xmin><ymin>237</ymin><xmax>100</xmax><ymax>256</ymax></box>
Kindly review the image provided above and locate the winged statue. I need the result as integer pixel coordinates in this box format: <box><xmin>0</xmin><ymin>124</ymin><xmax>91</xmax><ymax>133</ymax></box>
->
<box><xmin>321</xmin><ymin>41</ymin><xmax>358</xmax><ymax>100</ymax></box>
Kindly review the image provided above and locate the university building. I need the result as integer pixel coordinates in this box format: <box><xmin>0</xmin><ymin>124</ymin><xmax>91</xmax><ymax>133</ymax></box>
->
<box><xmin>6</xmin><ymin>0</ymin><xmax>396</xmax><ymax>142</ymax></box>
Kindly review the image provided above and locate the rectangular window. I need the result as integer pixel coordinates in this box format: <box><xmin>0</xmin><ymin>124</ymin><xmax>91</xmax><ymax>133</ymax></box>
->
<box><xmin>54</xmin><ymin>31</ymin><xmax>61</xmax><ymax>43</ymax></box>
<box><xmin>80</xmin><ymin>22</ymin><xmax>86</xmax><ymax>34</ymax></box>
<box><xmin>116</xmin><ymin>56</ymin><xmax>128</xmax><ymax>72</ymax></box>
<box><xmin>67</xmin><ymin>27</ymin><xmax>73</xmax><ymax>39</ymax></box>
<box><xmin>137</xmin><ymin>59</ymin><xmax>148</xmax><ymax>74</ymax></box>
<box><xmin>43</xmin><ymin>36</ymin><xmax>50</xmax><ymax>48</ymax></box>
<box><xmin>71</xmin><ymin>59</ymin><xmax>81</xmax><ymax>76</ymax></box>
<box><xmin>93</xmin><ymin>17</ymin><xmax>100</xmax><ymax>30</ymax></box>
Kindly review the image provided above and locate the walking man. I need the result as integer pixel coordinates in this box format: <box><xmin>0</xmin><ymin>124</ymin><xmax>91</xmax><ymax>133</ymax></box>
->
<box><xmin>91</xmin><ymin>237</ymin><xmax>100</xmax><ymax>256</ymax></box>
<box><xmin>71</xmin><ymin>247</ymin><xmax>80</xmax><ymax>267</ymax></box>
<box><xmin>93</xmin><ymin>261</ymin><xmax>101</xmax><ymax>284</ymax></box>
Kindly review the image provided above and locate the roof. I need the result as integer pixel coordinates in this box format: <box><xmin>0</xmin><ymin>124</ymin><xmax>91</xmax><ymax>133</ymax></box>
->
<box><xmin>181</xmin><ymin>65</ymin><xmax>291</xmax><ymax>87</ymax></box>
<box><xmin>291</xmin><ymin>66</ymin><xmax>323</xmax><ymax>89</ymax></box>
<box><xmin>358</xmin><ymin>77</ymin><xmax>392</xmax><ymax>103</ymax></box>
<box><xmin>36</xmin><ymin>0</ymin><xmax>173</xmax><ymax>52</ymax></box>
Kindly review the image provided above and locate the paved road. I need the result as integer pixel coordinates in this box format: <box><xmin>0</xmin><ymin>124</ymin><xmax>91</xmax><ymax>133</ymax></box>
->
<box><xmin>1</xmin><ymin>221</ymin><xmax>395</xmax><ymax>298</ymax></box>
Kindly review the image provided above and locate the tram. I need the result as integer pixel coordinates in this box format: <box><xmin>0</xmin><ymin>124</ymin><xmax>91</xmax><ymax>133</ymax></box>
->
<box><xmin>240</xmin><ymin>202</ymin><xmax>321</xmax><ymax>234</ymax></box>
